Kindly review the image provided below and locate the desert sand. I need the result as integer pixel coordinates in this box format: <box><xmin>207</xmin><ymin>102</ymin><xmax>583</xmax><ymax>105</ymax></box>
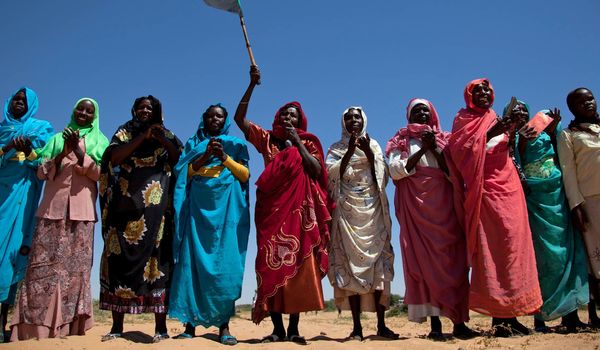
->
<box><xmin>2</xmin><ymin>308</ymin><xmax>599</xmax><ymax>350</ymax></box>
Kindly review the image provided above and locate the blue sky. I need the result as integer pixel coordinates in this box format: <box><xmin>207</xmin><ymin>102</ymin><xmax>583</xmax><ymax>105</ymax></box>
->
<box><xmin>1</xmin><ymin>1</ymin><xmax>598</xmax><ymax>305</ymax></box>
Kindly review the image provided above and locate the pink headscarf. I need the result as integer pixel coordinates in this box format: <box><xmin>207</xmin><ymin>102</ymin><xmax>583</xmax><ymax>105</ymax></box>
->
<box><xmin>385</xmin><ymin>98</ymin><xmax>448</xmax><ymax>158</ymax></box>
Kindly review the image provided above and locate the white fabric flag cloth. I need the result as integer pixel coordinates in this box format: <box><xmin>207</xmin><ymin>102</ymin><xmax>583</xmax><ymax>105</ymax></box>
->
<box><xmin>203</xmin><ymin>0</ymin><xmax>241</xmax><ymax>14</ymax></box>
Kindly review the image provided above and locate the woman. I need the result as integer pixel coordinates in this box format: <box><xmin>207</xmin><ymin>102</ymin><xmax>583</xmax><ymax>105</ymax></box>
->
<box><xmin>557</xmin><ymin>87</ymin><xmax>600</xmax><ymax>327</ymax></box>
<box><xmin>446</xmin><ymin>79</ymin><xmax>542</xmax><ymax>337</ymax></box>
<box><xmin>234</xmin><ymin>66</ymin><xmax>331</xmax><ymax>344</ymax></box>
<box><xmin>169</xmin><ymin>103</ymin><xmax>250</xmax><ymax>345</ymax></box>
<box><xmin>512</xmin><ymin>103</ymin><xmax>589</xmax><ymax>332</ymax></box>
<box><xmin>327</xmin><ymin>106</ymin><xmax>397</xmax><ymax>340</ymax></box>
<box><xmin>0</xmin><ymin>87</ymin><xmax>53</xmax><ymax>342</ymax></box>
<box><xmin>10</xmin><ymin>97</ymin><xmax>108</xmax><ymax>340</ymax></box>
<box><xmin>387</xmin><ymin>98</ymin><xmax>476</xmax><ymax>339</ymax></box>
<box><xmin>99</xmin><ymin>95</ymin><xmax>181</xmax><ymax>342</ymax></box>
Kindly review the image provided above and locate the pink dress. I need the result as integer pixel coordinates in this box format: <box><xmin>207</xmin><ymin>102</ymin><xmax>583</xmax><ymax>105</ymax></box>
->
<box><xmin>446</xmin><ymin>79</ymin><xmax>542</xmax><ymax>317</ymax></box>
<box><xmin>11</xmin><ymin>138</ymin><xmax>97</xmax><ymax>340</ymax></box>
<box><xmin>387</xmin><ymin>98</ymin><xmax>469</xmax><ymax>324</ymax></box>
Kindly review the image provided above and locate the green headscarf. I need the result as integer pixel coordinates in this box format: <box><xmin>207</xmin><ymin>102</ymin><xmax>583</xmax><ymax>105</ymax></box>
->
<box><xmin>37</xmin><ymin>97</ymin><xmax>109</xmax><ymax>164</ymax></box>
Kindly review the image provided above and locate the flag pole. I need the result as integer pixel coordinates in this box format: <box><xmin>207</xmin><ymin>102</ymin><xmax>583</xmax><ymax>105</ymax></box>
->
<box><xmin>239</xmin><ymin>12</ymin><xmax>256</xmax><ymax>66</ymax></box>
<box><xmin>238</xmin><ymin>8</ymin><xmax>261</xmax><ymax>84</ymax></box>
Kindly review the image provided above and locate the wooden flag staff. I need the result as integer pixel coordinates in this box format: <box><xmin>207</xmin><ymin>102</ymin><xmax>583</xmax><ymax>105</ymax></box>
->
<box><xmin>238</xmin><ymin>11</ymin><xmax>260</xmax><ymax>84</ymax></box>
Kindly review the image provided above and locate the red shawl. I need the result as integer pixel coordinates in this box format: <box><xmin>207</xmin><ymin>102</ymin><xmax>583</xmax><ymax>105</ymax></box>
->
<box><xmin>252</xmin><ymin>101</ymin><xmax>331</xmax><ymax>323</ymax></box>
<box><xmin>385</xmin><ymin>98</ymin><xmax>449</xmax><ymax>158</ymax></box>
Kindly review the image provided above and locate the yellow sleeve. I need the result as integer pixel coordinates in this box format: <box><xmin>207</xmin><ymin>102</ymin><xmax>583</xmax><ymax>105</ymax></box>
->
<box><xmin>26</xmin><ymin>149</ymin><xmax>38</xmax><ymax>161</ymax></box>
<box><xmin>223</xmin><ymin>155</ymin><xmax>250</xmax><ymax>183</ymax></box>
<box><xmin>0</xmin><ymin>148</ymin><xmax>4</xmax><ymax>156</ymax></box>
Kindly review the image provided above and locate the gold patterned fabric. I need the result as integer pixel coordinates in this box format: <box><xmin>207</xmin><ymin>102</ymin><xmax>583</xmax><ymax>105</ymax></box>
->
<box><xmin>99</xmin><ymin>121</ymin><xmax>182</xmax><ymax>314</ymax></box>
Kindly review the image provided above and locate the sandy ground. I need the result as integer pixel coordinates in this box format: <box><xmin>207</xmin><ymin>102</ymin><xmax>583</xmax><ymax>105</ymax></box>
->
<box><xmin>2</xmin><ymin>309</ymin><xmax>600</xmax><ymax>350</ymax></box>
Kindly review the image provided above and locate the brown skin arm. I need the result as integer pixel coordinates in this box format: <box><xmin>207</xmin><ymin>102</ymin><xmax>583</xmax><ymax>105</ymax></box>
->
<box><xmin>286</xmin><ymin>125</ymin><xmax>321</xmax><ymax>179</ymax></box>
<box><xmin>190</xmin><ymin>138</ymin><xmax>223</xmax><ymax>171</ymax></box>
<box><xmin>152</xmin><ymin>125</ymin><xmax>180</xmax><ymax>167</ymax></box>
<box><xmin>356</xmin><ymin>134</ymin><xmax>377</xmax><ymax>181</ymax></box>
<box><xmin>405</xmin><ymin>131</ymin><xmax>435</xmax><ymax>173</ymax></box>
<box><xmin>487</xmin><ymin>117</ymin><xmax>512</xmax><ymax>141</ymax></box>
<box><xmin>339</xmin><ymin>133</ymin><xmax>357</xmax><ymax>179</ymax></box>
<box><xmin>12</xmin><ymin>136</ymin><xmax>33</xmax><ymax>156</ymax></box>
<box><xmin>234</xmin><ymin>66</ymin><xmax>261</xmax><ymax>138</ymax></box>
<box><xmin>63</xmin><ymin>128</ymin><xmax>85</xmax><ymax>166</ymax></box>
<box><xmin>109</xmin><ymin>126</ymin><xmax>155</xmax><ymax>165</ymax></box>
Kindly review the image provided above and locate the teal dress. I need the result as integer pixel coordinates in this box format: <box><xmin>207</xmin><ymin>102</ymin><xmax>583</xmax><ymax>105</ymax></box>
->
<box><xmin>0</xmin><ymin>87</ymin><xmax>53</xmax><ymax>304</ymax></box>
<box><xmin>169</xmin><ymin>112</ymin><xmax>250</xmax><ymax>327</ymax></box>
<box><xmin>517</xmin><ymin>117</ymin><xmax>589</xmax><ymax>321</ymax></box>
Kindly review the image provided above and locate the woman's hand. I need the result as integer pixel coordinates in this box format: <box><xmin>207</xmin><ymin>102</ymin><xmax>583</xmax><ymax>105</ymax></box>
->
<box><xmin>421</xmin><ymin>131</ymin><xmax>437</xmax><ymax>151</ymax></box>
<box><xmin>18</xmin><ymin>245</ymin><xmax>30</xmax><ymax>256</ymax></box>
<box><xmin>356</xmin><ymin>134</ymin><xmax>373</xmax><ymax>156</ymax></box>
<box><xmin>285</xmin><ymin>122</ymin><xmax>302</xmax><ymax>146</ymax></box>
<box><xmin>250</xmin><ymin>65</ymin><xmax>261</xmax><ymax>86</ymax></box>
<box><xmin>13</xmin><ymin>136</ymin><xmax>33</xmax><ymax>155</ymax></box>
<box><xmin>210</xmin><ymin>138</ymin><xmax>227</xmax><ymax>162</ymax></box>
<box><xmin>546</xmin><ymin>108</ymin><xmax>562</xmax><ymax>134</ymax></box>
<box><xmin>572</xmin><ymin>204</ymin><xmax>589</xmax><ymax>233</ymax></box>
<box><xmin>518</xmin><ymin>125</ymin><xmax>537</xmax><ymax>140</ymax></box>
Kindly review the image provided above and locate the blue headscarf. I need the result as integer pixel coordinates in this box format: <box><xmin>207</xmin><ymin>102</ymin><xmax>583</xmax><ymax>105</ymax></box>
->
<box><xmin>0</xmin><ymin>87</ymin><xmax>54</xmax><ymax>163</ymax></box>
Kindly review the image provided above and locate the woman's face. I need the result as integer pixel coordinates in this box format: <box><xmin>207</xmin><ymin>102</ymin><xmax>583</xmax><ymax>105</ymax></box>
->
<box><xmin>9</xmin><ymin>91</ymin><xmax>27</xmax><ymax>119</ymax></box>
<box><xmin>572</xmin><ymin>89</ymin><xmax>597</xmax><ymax>119</ymax></box>
<box><xmin>74</xmin><ymin>100</ymin><xmax>95</xmax><ymax>127</ymax></box>
<box><xmin>343</xmin><ymin>108</ymin><xmax>363</xmax><ymax>135</ymax></box>
<box><xmin>134</xmin><ymin>99</ymin><xmax>153</xmax><ymax>123</ymax></box>
<box><xmin>278</xmin><ymin>106</ymin><xmax>300</xmax><ymax>128</ymax></box>
<box><xmin>471</xmin><ymin>83</ymin><xmax>493</xmax><ymax>109</ymax></box>
<box><xmin>204</xmin><ymin>106</ymin><xmax>226</xmax><ymax>136</ymax></box>
<box><xmin>511</xmin><ymin>103</ymin><xmax>529</xmax><ymax>128</ymax></box>
<box><xmin>409</xmin><ymin>103</ymin><xmax>430</xmax><ymax>125</ymax></box>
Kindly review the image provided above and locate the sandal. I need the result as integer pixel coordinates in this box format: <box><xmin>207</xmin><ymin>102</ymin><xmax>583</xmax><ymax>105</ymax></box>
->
<box><xmin>101</xmin><ymin>333</ymin><xmax>122</xmax><ymax>342</ymax></box>
<box><xmin>173</xmin><ymin>332</ymin><xmax>194</xmax><ymax>339</ymax></box>
<box><xmin>220</xmin><ymin>334</ymin><xmax>238</xmax><ymax>345</ymax></box>
<box><xmin>427</xmin><ymin>331</ymin><xmax>446</xmax><ymax>341</ymax></box>
<box><xmin>152</xmin><ymin>332</ymin><xmax>170</xmax><ymax>343</ymax></box>
<box><xmin>261</xmin><ymin>334</ymin><xmax>283</xmax><ymax>343</ymax></box>
<box><xmin>377</xmin><ymin>326</ymin><xmax>400</xmax><ymax>339</ymax></box>
<box><xmin>347</xmin><ymin>330</ymin><xmax>364</xmax><ymax>341</ymax></box>
<box><xmin>288</xmin><ymin>335</ymin><xmax>307</xmax><ymax>345</ymax></box>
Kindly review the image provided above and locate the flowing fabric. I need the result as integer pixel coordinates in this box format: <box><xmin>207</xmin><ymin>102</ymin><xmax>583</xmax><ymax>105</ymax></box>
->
<box><xmin>169</xmin><ymin>109</ymin><xmax>250</xmax><ymax>327</ymax></box>
<box><xmin>0</xmin><ymin>87</ymin><xmax>53</xmax><ymax>303</ymax></box>
<box><xmin>514</xmin><ymin>108</ymin><xmax>589</xmax><ymax>321</ymax></box>
<box><xmin>326</xmin><ymin>107</ymin><xmax>394</xmax><ymax>311</ymax></box>
<box><xmin>250</xmin><ymin>101</ymin><xmax>331</xmax><ymax>323</ymax></box>
<box><xmin>36</xmin><ymin>98</ymin><xmax>109</xmax><ymax>164</ymax></box>
<box><xmin>10</xmin><ymin>219</ymin><xmax>94</xmax><ymax>340</ymax></box>
<box><xmin>99</xmin><ymin>115</ymin><xmax>182</xmax><ymax>314</ymax></box>
<box><xmin>446</xmin><ymin>79</ymin><xmax>542</xmax><ymax>317</ymax></box>
<box><xmin>386</xmin><ymin>98</ymin><xmax>469</xmax><ymax>324</ymax></box>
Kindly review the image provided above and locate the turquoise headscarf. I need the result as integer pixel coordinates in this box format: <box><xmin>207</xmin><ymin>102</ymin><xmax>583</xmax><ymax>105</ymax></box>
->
<box><xmin>169</xmin><ymin>104</ymin><xmax>250</xmax><ymax>327</ymax></box>
<box><xmin>0</xmin><ymin>87</ymin><xmax>54</xmax><ymax>162</ymax></box>
<box><xmin>36</xmin><ymin>98</ymin><xmax>109</xmax><ymax>164</ymax></box>
<box><xmin>512</xmin><ymin>103</ymin><xmax>589</xmax><ymax>321</ymax></box>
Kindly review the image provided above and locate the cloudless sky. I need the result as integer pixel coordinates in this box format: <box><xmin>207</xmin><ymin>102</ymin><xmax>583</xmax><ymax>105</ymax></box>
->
<box><xmin>1</xmin><ymin>1</ymin><xmax>599</xmax><ymax>306</ymax></box>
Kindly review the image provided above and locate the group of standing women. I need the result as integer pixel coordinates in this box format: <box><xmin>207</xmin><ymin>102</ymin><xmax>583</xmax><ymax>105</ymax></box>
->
<box><xmin>0</xmin><ymin>70</ymin><xmax>599</xmax><ymax>344</ymax></box>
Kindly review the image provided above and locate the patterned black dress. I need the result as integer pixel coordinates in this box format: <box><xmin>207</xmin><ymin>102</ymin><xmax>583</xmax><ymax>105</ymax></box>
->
<box><xmin>99</xmin><ymin>121</ymin><xmax>181</xmax><ymax>313</ymax></box>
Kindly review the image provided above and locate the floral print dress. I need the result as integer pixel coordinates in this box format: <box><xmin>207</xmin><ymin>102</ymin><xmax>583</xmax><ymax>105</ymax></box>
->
<box><xmin>99</xmin><ymin>123</ymin><xmax>181</xmax><ymax>313</ymax></box>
